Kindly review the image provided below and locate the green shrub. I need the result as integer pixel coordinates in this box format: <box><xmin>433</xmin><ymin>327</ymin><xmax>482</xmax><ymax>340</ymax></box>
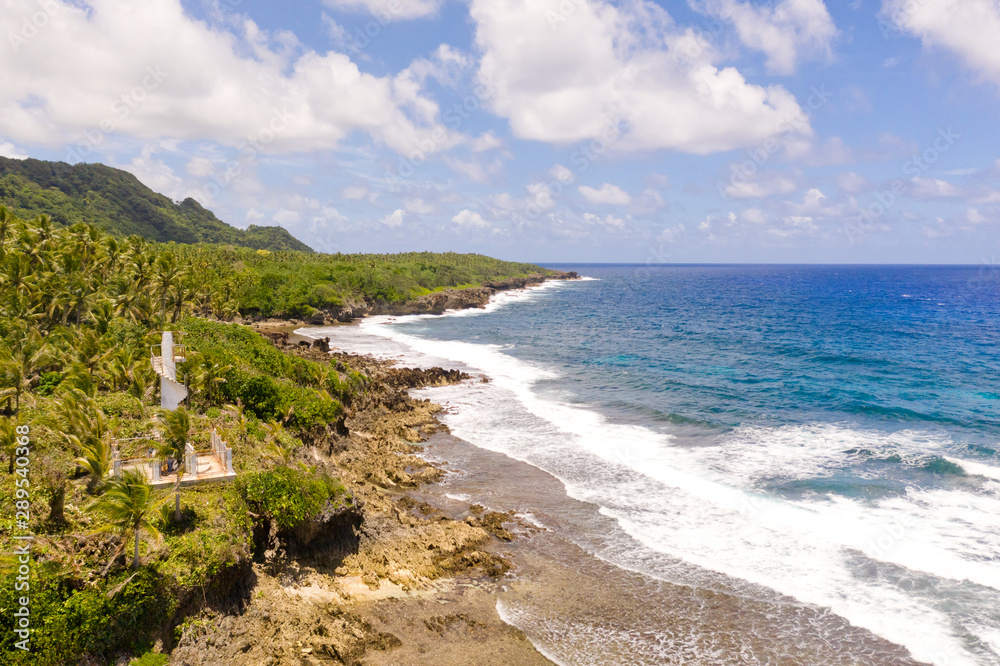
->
<box><xmin>276</xmin><ymin>384</ymin><xmax>342</xmax><ymax>430</ymax></box>
<box><xmin>96</xmin><ymin>392</ymin><xmax>145</xmax><ymax>418</ymax></box>
<box><xmin>224</xmin><ymin>372</ymin><xmax>282</xmax><ymax>421</ymax></box>
<box><xmin>0</xmin><ymin>565</ymin><xmax>173</xmax><ymax>665</ymax></box>
<box><xmin>36</xmin><ymin>372</ymin><xmax>63</xmax><ymax>397</ymax></box>
<box><xmin>235</xmin><ymin>467</ymin><xmax>345</xmax><ymax>530</ymax></box>
<box><xmin>131</xmin><ymin>653</ymin><xmax>169</xmax><ymax>666</ymax></box>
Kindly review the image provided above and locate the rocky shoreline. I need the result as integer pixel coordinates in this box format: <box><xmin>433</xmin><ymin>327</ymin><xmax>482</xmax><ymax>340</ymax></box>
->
<box><xmin>256</xmin><ymin>271</ymin><xmax>579</xmax><ymax>325</ymax></box>
<box><xmin>168</xmin><ymin>328</ymin><xmax>554</xmax><ymax>665</ymax></box>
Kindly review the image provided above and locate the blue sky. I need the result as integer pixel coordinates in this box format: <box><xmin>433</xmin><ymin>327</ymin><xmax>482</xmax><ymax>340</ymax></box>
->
<box><xmin>2</xmin><ymin>0</ymin><xmax>999</xmax><ymax>264</ymax></box>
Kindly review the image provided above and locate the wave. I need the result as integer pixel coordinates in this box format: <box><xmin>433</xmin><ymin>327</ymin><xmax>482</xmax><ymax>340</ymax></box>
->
<box><xmin>303</xmin><ymin>295</ymin><xmax>1000</xmax><ymax>666</ymax></box>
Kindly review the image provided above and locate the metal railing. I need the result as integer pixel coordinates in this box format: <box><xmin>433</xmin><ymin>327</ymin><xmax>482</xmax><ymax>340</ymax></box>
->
<box><xmin>150</xmin><ymin>344</ymin><xmax>187</xmax><ymax>363</ymax></box>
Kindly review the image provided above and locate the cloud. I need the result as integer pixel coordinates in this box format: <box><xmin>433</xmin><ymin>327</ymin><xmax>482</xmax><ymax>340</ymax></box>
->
<box><xmin>966</xmin><ymin>207</ymin><xmax>989</xmax><ymax>225</ymax></box>
<box><xmin>471</xmin><ymin>131</ymin><xmax>503</xmax><ymax>152</ymax></box>
<box><xmin>740</xmin><ymin>208</ymin><xmax>769</xmax><ymax>224</ymax></box>
<box><xmin>579</xmin><ymin>183</ymin><xmax>631</xmax><ymax>205</ymax></box>
<box><xmin>881</xmin><ymin>0</ymin><xmax>1000</xmax><ymax>86</ymax></box>
<box><xmin>695</xmin><ymin>0</ymin><xmax>838</xmax><ymax>75</ymax></box>
<box><xmin>405</xmin><ymin>198</ymin><xmax>434</xmax><ymax>214</ymax></box>
<box><xmin>783</xmin><ymin>187</ymin><xmax>853</xmax><ymax>219</ymax></box>
<box><xmin>724</xmin><ymin>171</ymin><xmax>797</xmax><ymax>198</ymax></box>
<box><xmin>526</xmin><ymin>182</ymin><xmax>557</xmax><ymax>210</ymax></box>
<box><xmin>116</xmin><ymin>144</ymin><xmax>198</xmax><ymax>202</ymax></box>
<box><xmin>583</xmin><ymin>212</ymin><xmax>627</xmax><ymax>231</ymax></box>
<box><xmin>469</xmin><ymin>0</ymin><xmax>811</xmax><ymax>154</ymax></box>
<box><xmin>444</xmin><ymin>156</ymin><xmax>502</xmax><ymax>184</ymax></box>
<box><xmin>0</xmin><ymin>141</ymin><xmax>27</xmax><ymax>159</ymax></box>
<box><xmin>0</xmin><ymin>0</ymin><xmax>452</xmax><ymax>156</ymax></box>
<box><xmin>342</xmin><ymin>185</ymin><xmax>370</xmax><ymax>200</ymax></box>
<box><xmin>658</xmin><ymin>223</ymin><xmax>686</xmax><ymax>242</ymax></box>
<box><xmin>909</xmin><ymin>176</ymin><xmax>961</xmax><ymax>199</ymax></box>
<box><xmin>550</xmin><ymin>164</ymin><xmax>575</xmax><ymax>183</ymax></box>
<box><xmin>322</xmin><ymin>0</ymin><xmax>442</xmax><ymax>20</ymax></box>
<box><xmin>381</xmin><ymin>209</ymin><xmax>406</xmax><ymax>227</ymax></box>
<box><xmin>273</xmin><ymin>209</ymin><xmax>301</xmax><ymax>226</ymax></box>
<box><xmin>836</xmin><ymin>171</ymin><xmax>871</xmax><ymax>194</ymax></box>
<box><xmin>452</xmin><ymin>209</ymin><xmax>491</xmax><ymax>228</ymax></box>
<box><xmin>185</xmin><ymin>156</ymin><xmax>216</xmax><ymax>177</ymax></box>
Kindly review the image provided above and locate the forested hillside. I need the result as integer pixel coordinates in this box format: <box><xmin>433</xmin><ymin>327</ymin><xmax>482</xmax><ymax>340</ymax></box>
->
<box><xmin>0</xmin><ymin>157</ymin><xmax>312</xmax><ymax>252</ymax></box>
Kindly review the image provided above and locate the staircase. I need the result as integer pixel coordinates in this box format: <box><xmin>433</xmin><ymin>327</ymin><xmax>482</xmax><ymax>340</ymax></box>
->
<box><xmin>152</xmin><ymin>331</ymin><xmax>188</xmax><ymax>410</ymax></box>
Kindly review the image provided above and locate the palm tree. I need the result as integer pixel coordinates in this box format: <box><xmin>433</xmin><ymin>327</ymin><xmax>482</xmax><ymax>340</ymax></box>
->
<box><xmin>224</xmin><ymin>399</ymin><xmax>248</xmax><ymax>444</ymax></box>
<box><xmin>262</xmin><ymin>419</ymin><xmax>293</xmax><ymax>466</ymax></box>
<box><xmin>73</xmin><ymin>328</ymin><xmax>114</xmax><ymax>384</ymax></box>
<box><xmin>0</xmin><ymin>206</ymin><xmax>13</xmax><ymax>257</ymax></box>
<box><xmin>157</xmin><ymin>407</ymin><xmax>190</xmax><ymax>521</ymax></box>
<box><xmin>152</xmin><ymin>253</ymin><xmax>184</xmax><ymax>326</ymax></box>
<box><xmin>192</xmin><ymin>353</ymin><xmax>231</xmax><ymax>408</ymax></box>
<box><xmin>0</xmin><ymin>325</ymin><xmax>51</xmax><ymax>415</ymax></box>
<box><xmin>87</xmin><ymin>469</ymin><xmax>165</xmax><ymax>570</ymax></box>
<box><xmin>0</xmin><ymin>418</ymin><xmax>17</xmax><ymax>475</ymax></box>
<box><xmin>60</xmin><ymin>390</ymin><xmax>117</xmax><ymax>490</ymax></box>
<box><xmin>71</xmin><ymin>437</ymin><xmax>113</xmax><ymax>494</ymax></box>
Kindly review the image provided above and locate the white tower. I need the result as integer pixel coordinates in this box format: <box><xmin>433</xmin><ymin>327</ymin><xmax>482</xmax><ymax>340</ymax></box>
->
<box><xmin>152</xmin><ymin>331</ymin><xmax>188</xmax><ymax>410</ymax></box>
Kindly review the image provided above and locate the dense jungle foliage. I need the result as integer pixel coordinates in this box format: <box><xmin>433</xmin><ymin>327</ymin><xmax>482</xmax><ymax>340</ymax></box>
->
<box><xmin>0</xmin><ymin>206</ymin><xmax>545</xmax><ymax>663</ymax></box>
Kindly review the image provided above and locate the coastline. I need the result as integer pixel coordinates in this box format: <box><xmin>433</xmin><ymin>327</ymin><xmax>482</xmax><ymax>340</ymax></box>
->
<box><xmin>170</xmin><ymin>312</ymin><xmax>559</xmax><ymax>664</ymax></box>
<box><xmin>158</xmin><ymin>270</ymin><xmax>930</xmax><ymax>665</ymax></box>
<box><xmin>276</xmin><ymin>273</ymin><xmax>937</xmax><ymax>666</ymax></box>
<box><xmin>249</xmin><ymin>271</ymin><xmax>579</xmax><ymax>328</ymax></box>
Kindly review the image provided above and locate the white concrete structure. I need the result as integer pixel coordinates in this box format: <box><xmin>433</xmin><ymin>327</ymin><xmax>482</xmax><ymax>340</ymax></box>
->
<box><xmin>122</xmin><ymin>333</ymin><xmax>236</xmax><ymax>487</ymax></box>
<box><xmin>210</xmin><ymin>428</ymin><xmax>235</xmax><ymax>475</ymax></box>
<box><xmin>152</xmin><ymin>331</ymin><xmax>188</xmax><ymax>410</ymax></box>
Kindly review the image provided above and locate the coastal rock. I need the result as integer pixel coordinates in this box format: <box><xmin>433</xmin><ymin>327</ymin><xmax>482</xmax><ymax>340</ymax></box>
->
<box><xmin>166</xmin><ymin>332</ymin><xmax>544</xmax><ymax>665</ymax></box>
<box><xmin>249</xmin><ymin>271</ymin><xmax>580</xmax><ymax>324</ymax></box>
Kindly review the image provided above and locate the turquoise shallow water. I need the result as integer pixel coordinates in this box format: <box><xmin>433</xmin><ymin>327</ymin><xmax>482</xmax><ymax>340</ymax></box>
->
<box><xmin>417</xmin><ymin>265</ymin><xmax>1000</xmax><ymax>440</ymax></box>
<box><xmin>310</xmin><ymin>265</ymin><xmax>1000</xmax><ymax>665</ymax></box>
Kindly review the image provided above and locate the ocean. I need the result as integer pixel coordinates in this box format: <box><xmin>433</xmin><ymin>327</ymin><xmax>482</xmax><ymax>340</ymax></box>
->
<box><xmin>305</xmin><ymin>265</ymin><xmax>1000</xmax><ymax>666</ymax></box>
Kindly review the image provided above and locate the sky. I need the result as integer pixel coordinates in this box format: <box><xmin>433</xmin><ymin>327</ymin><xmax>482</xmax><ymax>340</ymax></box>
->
<box><xmin>2</xmin><ymin>0</ymin><xmax>1000</xmax><ymax>264</ymax></box>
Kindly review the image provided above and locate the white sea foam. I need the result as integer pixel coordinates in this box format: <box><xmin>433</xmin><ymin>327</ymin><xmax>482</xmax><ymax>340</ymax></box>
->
<box><xmin>303</xmin><ymin>295</ymin><xmax>999</xmax><ymax>666</ymax></box>
<box><xmin>949</xmin><ymin>456</ymin><xmax>1000</xmax><ymax>482</ymax></box>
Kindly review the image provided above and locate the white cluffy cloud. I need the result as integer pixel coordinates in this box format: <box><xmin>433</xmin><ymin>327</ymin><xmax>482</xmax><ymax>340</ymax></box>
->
<box><xmin>579</xmin><ymin>183</ymin><xmax>632</xmax><ymax>205</ymax></box>
<box><xmin>0</xmin><ymin>141</ymin><xmax>27</xmax><ymax>159</ymax></box>
<box><xmin>381</xmin><ymin>209</ymin><xmax>406</xmax><ymax>227</ymax></box>
<box><xmin>0</xmin><ymin>0</ymin><xmax>452</xmax><ymax>156</ymax></box>
<box><xmin>469</xmin><ymin>0</ymin><xmax>811</xmax><ymax>154</ymax></box>
<box><xmin>322</xmin><ymin>0</ymin><xmax>441</xmax><ymax>20</ymax></box>
<box><xmin>696</xmin><ymin>0</ymin><xmax>837</xmax><ymax>74</ymax></box>
<box><xmin>452</xmin><ymin>209</ymin><xmax>491</xmax><ymax>228</ymax></box>
<box><xmin>881</xmin><ymin>0</ymin><xmax>1000</xmax><ymax>87</ymax></box>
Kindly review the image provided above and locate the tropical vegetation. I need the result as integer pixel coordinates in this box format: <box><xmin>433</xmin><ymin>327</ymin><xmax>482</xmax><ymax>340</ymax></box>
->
<box><xmin>0</xmin><ymin>202</ymin><xmax>551</xmax><ymax>664</ymax></box>
<box><xmin>0</xmin><ymin>156</ymin><xmax>312</xmax><ymax>252</ymax></box>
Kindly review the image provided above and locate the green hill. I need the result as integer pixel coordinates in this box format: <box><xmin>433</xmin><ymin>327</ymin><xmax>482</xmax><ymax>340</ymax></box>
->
<box><xmin>0</xmin><ymin>156</ymin><xmax>313</xmax><ymax>252</ymax></box>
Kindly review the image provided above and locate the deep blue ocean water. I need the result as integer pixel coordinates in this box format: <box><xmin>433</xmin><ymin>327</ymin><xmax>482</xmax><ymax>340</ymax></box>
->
<box><xmin>310</xmin><ymin>265</ymin><xmax>1000</xmax><ymax>665</ymax></box>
